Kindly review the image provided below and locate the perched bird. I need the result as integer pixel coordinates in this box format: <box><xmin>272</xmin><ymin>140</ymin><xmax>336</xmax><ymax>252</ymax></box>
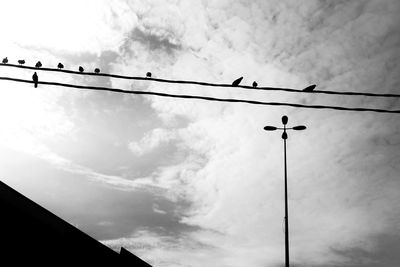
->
<box><xmin>252</xmin><ymin>81</ymin><xmax>258</xmax><ymax>88</ymax></box>
<box><xmin>57</xmin><ymin>62</ymin><xmax>64</xmax><ymax>69</ymax></box>
<box><xmin>94</xmin><ymin>68</ymin><xmax>100</xmax><ymax>74</ymax></box>
<box><xmin>232</xmin><ymin>76</ymin><xmax>243</xmax><ymax>86</ymax></box>
<box><xmin>35</xmin><ymin>61</ymin><xmax>42</xmax><ymax>68</ymax></box>
<box><xmin>18</xmin><ymin>59</ymin><xmax>25</xmax><ymax>65</ymax></box>
<box><xmin>146</xmin><ymin>72</ymin><xmax>152</xmax><ymax>78</ymax></box>
<box><xmin>79</xmin><ymin>66</ymin><xmax>84</xmax><ymax>72</ymax></box>
<box><xmin>302</xmin><ymin>84</ymin><xmax>317</xmax><ymax>92</ymax></box>
<box><xmin>32</xmin><ymin>72</ymin><xmax>38</xmax><ymax>88</ymax></box>
<box><xmin>2</xmin><ymin>57</ymin><xmax>8</xmax><ymax>64</ymax></box>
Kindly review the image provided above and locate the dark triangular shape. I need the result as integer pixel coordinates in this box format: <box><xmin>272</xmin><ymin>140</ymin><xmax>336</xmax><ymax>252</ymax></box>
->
<box><xmin>0</xmin><ymin>180</ymin><xmax>152</xmax><ymax>266</ymax></box>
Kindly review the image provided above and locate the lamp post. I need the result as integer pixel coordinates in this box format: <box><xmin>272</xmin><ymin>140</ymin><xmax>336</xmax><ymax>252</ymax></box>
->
<box><xmin>263</xmin><ymin>115</ymin><xmax>306</xmax><ymax>267</ymax></box>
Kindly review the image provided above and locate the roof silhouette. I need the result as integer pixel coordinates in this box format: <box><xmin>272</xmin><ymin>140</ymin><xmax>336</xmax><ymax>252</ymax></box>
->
<box><xmin>0</xmin><ymin>180</ymin><xmax>152</xmax><ymax>266</ymax></box>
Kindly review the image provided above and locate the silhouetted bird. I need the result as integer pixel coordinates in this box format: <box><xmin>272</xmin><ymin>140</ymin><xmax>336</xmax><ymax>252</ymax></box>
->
<box><xmin>2</xmin><ymin>57</ymin><xmax>8</xmax><ymax>64</ymax></box>
<box><xmin>18</xmin><ymin>60</ymin><xmax>25</xmax><ymax>65</ymax></box>
<box><xmin>35</xmin><ymin>61</ymin><xmax>42</xmax><ymax>68</ymax></box>
<box><xmin>57</xmin><ymin>63</ymin><xmax>64</xmax><ymax>69</ymax></box>
<box><xmin>32</xmin><ymin>72</ymin><xmax>38</xmax><ymax>88</ymax></box>
<box><xmin>302</xmin><ymin>84</ymin><xmax>317</xmax><ymax>92</ymax></box>
<box><xmin>94</xmin><ymin>68</ymin><xmax>100</xmax><ymax>74</ymax></box>
<box><xmin>146</xmin><ymin>72</ymin><xmax>152</xmax><ymax>78</ymax></box>
<box><xmin>232</xmin><ymin>77</ymin><xmax>243</xmax><ymax>86</ymax></box>
<box><xmin>252</xmin><ymin>81</ymin><xmax>258</xmax><ymax>88</ymax></box>
<box><xmin>79</xmin><ymin>66</ymin><xmax>84</xmax><ymax>72</ymax></box>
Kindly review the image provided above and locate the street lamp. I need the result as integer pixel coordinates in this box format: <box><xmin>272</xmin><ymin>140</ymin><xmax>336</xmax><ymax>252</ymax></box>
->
<box><xmin>263</xmin><ymin>115</ymin><xmax>306</xmax><ymax>267</ymax></box>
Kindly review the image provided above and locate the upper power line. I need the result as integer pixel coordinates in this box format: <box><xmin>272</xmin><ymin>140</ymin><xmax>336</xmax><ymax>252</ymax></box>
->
<box><xmin>1</xmin><ymin>76</ymin><xmax>399</xmax><ymax>114</ymax></box>
<box><xmin>1</xmin><ymin>62</ymin><xmax>399</xmax><ymax>98</ymax></box>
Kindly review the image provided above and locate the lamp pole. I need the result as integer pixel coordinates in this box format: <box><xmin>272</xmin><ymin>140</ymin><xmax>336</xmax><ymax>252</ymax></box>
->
<box><xmin>264</xmin><ymin>115</ymin><xmax>306</xmax><ymax>267</ymax></box>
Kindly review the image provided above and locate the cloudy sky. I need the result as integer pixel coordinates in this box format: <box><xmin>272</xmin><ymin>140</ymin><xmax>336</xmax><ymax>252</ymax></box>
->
<box><xmin>1</xmin><ymin>0</ymin><xmax>400</xmax><ymax>266</ymax></box>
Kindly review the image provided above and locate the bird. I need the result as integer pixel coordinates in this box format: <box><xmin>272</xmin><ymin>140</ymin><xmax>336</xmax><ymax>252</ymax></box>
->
<box><xmin>57</xmin><ymin>62</ymin><xmax>64</xmax><ymax>69</ymax></box>
<box><xmin>302</xmin><ymin>84</ymin><xmax>317</xmax><ymax>92</ymax></box>
<box><xmin>2</xmin><ymin>57</ymin><xmax>8</xmax><ymax>64</ymax></box>
<box><xmin>32</xmin><ymin>72</ymin><xmax>38</xmax><ymax>88</ymax></box>
<box><xmin>232</xmin><ymin>76</ymin><xmax>243</xmax><ymax>86</ymax></box>
<box><xmin>146</xmin><ymin>72</ymin><xmax>152</xmax><ymax>78</ymax></box>
<box><xmin>94</xmin><ymin>68</ymin><xmax>100</xmax><ymax>74</ymax></box>
<box><xmin>18</xmin><ymin>59</ymin><xmax>25</xmax><ymax>65</ymax></box>
<box><xmin>252</xmin><ymin>81</ymin><xmax>258</xmax><ymax>88</ymax></box>
<box><xmin>79</xmin><ymin>66</ymin><xmax>84</xmax><ymax>72</ymax></box>
<box><xmin>35</xmin><ymin>61</ymin><xmax>42</xmax><ymax>68</ymax></box>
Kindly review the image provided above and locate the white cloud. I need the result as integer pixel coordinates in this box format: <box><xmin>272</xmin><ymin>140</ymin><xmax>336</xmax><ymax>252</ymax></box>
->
<box><xmin>108</xmin><ymin>0</ymin><xmax>400</xmax><ymax>266</ymax></box>
<box><xmin>2</xmin><ymin>0</ymin><xmax>400</xmax><ymax>266</ymax></box>
<box><xmin>129</xmin><ymin>128</ymin><xmax>178</xmax><ymax>156</ymax></box>
<box><xmin>104</xmin><ymin>229</ymin><xmax>283</xmax><ymax>267</ymax></box>
<box><xmin>0</xmin><ymin>0</ymin><xmax>137</xmax><ymax>55</ymax></box>
<box><xmin>152</xmin><ymin>203</ymin><xmax>167</xmax><ymax>215</ymax></box>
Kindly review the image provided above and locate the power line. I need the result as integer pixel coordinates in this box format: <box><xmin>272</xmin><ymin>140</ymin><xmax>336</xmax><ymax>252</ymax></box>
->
<box><xmin>1</xmin><ymin>76</ymin><xmax>399</xmax><ymax>114</ymax></box>
<box><xmin>1</xmin><ymin>63</ymin><xmax>399</xmax><ymax>98</ymax></box>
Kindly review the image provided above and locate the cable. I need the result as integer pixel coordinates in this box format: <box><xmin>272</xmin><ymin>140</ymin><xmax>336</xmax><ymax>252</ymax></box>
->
<box><xmin>0</xmin><ymin>76</ymin><xmax>399</xmax><ymax>114</ymax></box>
<box><xmin>1</xmin><ymin>63</ymin><xmax>399</xmax><ymax>98</ymax></box>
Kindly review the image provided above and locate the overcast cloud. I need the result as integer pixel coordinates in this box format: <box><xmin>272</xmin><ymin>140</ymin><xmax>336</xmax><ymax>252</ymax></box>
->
<box><xmin>1</xmin><ymin>1</ymin><xmax>400</xmax><ymax>266</ymax></box>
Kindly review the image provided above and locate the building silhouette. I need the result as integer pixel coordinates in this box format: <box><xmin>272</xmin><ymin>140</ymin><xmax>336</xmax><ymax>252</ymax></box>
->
<box><xmin>0</xmin><ymin>180</ymin><xmax>152</xmax><ymax>266</ymax></box>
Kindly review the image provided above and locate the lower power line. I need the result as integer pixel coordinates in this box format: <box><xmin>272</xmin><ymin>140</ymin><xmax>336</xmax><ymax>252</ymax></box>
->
<box><xmin>0</xmin><ymin>76</ymin><xmax>399</xmax><ymax>114</ymax></box>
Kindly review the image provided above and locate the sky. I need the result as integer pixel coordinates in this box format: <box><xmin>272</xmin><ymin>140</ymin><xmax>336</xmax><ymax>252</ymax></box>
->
<box><xmin>0</xmin><ymin>0</ymin><xmax>400</xmax><ymax>266</ymax></box>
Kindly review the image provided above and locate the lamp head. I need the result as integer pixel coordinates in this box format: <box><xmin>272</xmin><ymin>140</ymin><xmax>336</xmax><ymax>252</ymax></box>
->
<box><xmin>282</xmin><ymin>116</ymin><xmax>288</xmax><ymax>125</ymax></box>
<box><xmin>293</xmin><ymin>125</ymin><xmax>306</xmax><ymax>130</ymax></box>
<box><xmin>264</xmin><ymin>126</ymin><xmax>277</xmax><ymax>131</ymax></box>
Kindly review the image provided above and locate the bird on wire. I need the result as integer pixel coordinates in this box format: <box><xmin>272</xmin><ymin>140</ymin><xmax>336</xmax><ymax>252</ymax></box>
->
<box><xmin>232</xmin><ymin>76</ymin><xmax>243</xmax><ymax>86</ymax></box>
<box><xmin>252</xmin><ymin>81</ymin><xmax>258</xmax><ymax>88</ymax></box>
<box><xmin>18</xmin><ymin>59</ymin><xmax>25</xmax><ymax>65</ymax></box>
<box><xmin>79</xmin><ymin>66</ymin><xmax>84</xmax><ymax>72</ymax></box>
<box><xmin>94</xmin><ymin>68</ymin><xmax>100</xmax><ymax>74</ymax></box>
<box><xmin>57</xmin><ymin>63</ymin><xmax>64</xmax><ymax>69</ymax></box>
<box><xmin>35</xmin><ymin>61</ymin><xmax>42</xmax><ymax>68</ymax></box>
<box><xmin>32</xmin><ymin>72</ymin><xmax>38</xmax><ymax>88</ymax></box>
<box><xmin>2</xmin><ymin>57</ymin><xmax>8</xmax><ymax>64</ymax></box>
<box><xmin>146</xmin><ymin>72</ymin><xmax>152</xmax><ymax>78</ymax></box>
<box><xmin>302</xmin><ymin>84</ymin><xmax>317</xmax><ymax>92</ymax></box>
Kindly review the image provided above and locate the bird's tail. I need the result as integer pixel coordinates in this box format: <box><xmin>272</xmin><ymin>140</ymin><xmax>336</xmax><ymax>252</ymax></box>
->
<box><xmin>34</xmin><ymin>83</ymin><xmax>37</xmax><ymax>88</ymax></box>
